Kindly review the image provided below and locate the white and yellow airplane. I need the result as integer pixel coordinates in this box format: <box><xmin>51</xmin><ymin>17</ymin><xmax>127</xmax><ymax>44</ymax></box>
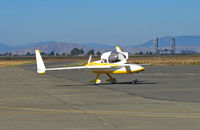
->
<box><xmin>35</xmin><ymin>46</ymin><xmax>145</xmax><ymax>84</ymax></box>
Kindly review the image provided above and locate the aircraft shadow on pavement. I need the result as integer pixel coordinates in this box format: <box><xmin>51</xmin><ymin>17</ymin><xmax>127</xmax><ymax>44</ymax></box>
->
<box><xmin>55</xmin><ymin>81</ymin><xmax>159</xmax><ymax>87</ymax></box>
<box><xmin>101</xmin><ymin>81</ymin><xmax>158</xmax><ymax>85</ymax></box>
<box><xmin>56</xmin><ymin>84</ymin><xmax>90</xmax><ymax>87</ymax></box>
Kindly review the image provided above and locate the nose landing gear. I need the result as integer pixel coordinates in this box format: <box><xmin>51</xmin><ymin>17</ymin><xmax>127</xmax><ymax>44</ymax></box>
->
<box><xmin>132</xmin><ymin>72</ymin><xmax>139</xmax><ymax>84</ymax></box>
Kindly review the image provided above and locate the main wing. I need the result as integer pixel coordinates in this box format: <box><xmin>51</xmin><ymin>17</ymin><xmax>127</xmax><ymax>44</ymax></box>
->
<box><xmin>46</xmin><ymin>63</ymin><xmax>135</xmax><ymax>71</ymax></box>
<box><xmin>46</xmin><ymin>65</ymin><xmax>113</xmax><ymax>71</ymax></box>
<box><xmin>35</xmin><ymin>49</ymin><xmax>119</xmax><ymax>73</ymax></box>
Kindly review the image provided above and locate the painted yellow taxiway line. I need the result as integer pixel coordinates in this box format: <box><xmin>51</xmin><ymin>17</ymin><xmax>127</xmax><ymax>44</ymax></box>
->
<box><xmin>1</xmin><ymin>106</ymin><xmax>200</xmax><ymax>119</ymax></box>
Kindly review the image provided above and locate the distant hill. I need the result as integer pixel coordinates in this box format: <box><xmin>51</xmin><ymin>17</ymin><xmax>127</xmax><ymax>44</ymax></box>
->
<box><xmin>134</xmin><ymin>36</ymin><xmax>200</xmax><ymax>47</ymax></box>
<box><xmin>83</xmin><ymin>43</ymin><xmax>112</xmax><ymax>49</ymax></box>
<box><xmin>11</xmin><ymin>42</ymin><xmax>113</xmax><ymax>54</ymax></box>
<box><xmin>15</xmin><ymin>41</ymin><xmax>57</xmax><ymax>50</ymax></box>
<box><xmin>0</xmin><ymin>43</ymin><xmax>14</xmax><ymax>53</ymax></box>
<box><xmin>132</xmin><ymin>36</ymin><xmax>200</xmax><ymax>53</ymax></box>
<box><xmin>1</xmin><ymin>35</ymin><xmax>200</xmax><ymax>54</ymax></box>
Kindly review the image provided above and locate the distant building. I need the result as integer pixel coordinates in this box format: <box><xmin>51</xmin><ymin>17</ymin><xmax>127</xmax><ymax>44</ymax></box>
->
<box><xmin>154</xmin><ymin>37</ymin><xmax>159</xmax><ymax>54</ymax></box>
<box><xmin>154</xmin><ymin>37</ymin><xmax>176</xmax><ymax>55</ymax></box>
<box><xmin>171</xmin><ymin>38</ymin><xmax>175</xmax><ymax>54</ymax></box>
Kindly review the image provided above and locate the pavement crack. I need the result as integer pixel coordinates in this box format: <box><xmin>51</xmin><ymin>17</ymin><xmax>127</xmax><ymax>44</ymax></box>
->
<box><xmin>93</xmin><ymin>115</ymin><xmax>122</xmax><ymax>130</ymax></box>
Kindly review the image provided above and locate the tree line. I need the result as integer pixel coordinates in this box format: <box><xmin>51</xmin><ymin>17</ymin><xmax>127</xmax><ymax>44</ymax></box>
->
<box><xmin>0</xmin><ymin>48</ymin><xmax>102</xmax><ymax>56</ymax></box>
<box><xmin>69</xmin><ymin>48</ymin><xmax>101</xmax><ymax>56</ymax></box>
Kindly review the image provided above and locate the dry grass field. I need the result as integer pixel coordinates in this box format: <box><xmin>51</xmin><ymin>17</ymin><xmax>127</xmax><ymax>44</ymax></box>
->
<box><xmin>0</xmin><ymin>58</ymin><xmax>82</xmax><ymax>67</ymax></box>
<box><xmin>0</xmin><ymin>56</ymin><xmax>93</xmax><ymax>67</ymax></box>
<box><xmin>128</xmin><ymin>55</ymin><xmax>200</xmax><ymax>65</ymax></box>
<box><xmin>0</xmin><ymin>55</ymin><xmax>200</xmax><ymax>67</ymax></box>
<box><xmin>0</xmin><ymin>60</ymin><xmax>35</xmax><ymax>67</ymax></box>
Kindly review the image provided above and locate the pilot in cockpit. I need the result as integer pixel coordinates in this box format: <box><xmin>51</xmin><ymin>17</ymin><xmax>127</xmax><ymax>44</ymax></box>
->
<box><xmin>108</xmin><ymin>52</ymin><xmax>126</xmax><ymax>63</ymax></box>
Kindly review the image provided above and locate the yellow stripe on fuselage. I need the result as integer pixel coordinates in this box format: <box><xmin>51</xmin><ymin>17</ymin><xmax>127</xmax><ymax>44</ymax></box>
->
<box><xmin>85</xmin><ymin>62</ymin><xmax>119</xmax><ymax>67</ymax></box>
<box><xmin>40</xmin><ymin>71</ymin><xmax>46</xmax><ymax>74</ymax></box>
<box><xmin>85</xmin><ymin>62</ymin><xmax>145</xmax><ymax>74</ymax></box>
<box><xmin>91</xmin><ymin>68</ymin><xmax>144</xmax><ymax>74</ymax></box>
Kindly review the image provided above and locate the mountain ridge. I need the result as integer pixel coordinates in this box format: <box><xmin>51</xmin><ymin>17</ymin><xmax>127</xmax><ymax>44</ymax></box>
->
<box><xmin>134</xmin><ymin>36</ymin><xmax>200</xmax><ymax>47</ymax></box>
<box><xmin>0</xmin><ymin>35</ymin><xmax>200</xmax><ymax>54</ymax></box>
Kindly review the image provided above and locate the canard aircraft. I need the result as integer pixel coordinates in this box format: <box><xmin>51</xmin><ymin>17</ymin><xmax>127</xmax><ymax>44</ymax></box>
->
<box><xmin>35</xmin><ymin>46</ymin><xmax>145</xmax><ymax>84</ymax></box>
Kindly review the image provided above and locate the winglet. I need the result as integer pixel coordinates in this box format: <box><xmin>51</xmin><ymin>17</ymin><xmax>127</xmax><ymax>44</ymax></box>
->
<box><xmin>35</xmin><ymin>49</ymin><xmax>46</xmax><ymax>73</ymax></box>
<box><xmin>116</xmin><ymin>46</ymin><xmax>122</xmax><ymax>53</ymax></box>
<box><xmin>88</xmin><ymin>55</ymin><xmax>92</xmax><ymax>64</ymax></box>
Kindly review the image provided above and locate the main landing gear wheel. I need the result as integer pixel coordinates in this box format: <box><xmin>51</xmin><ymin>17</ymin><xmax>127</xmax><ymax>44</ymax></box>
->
<box><xmin>132</xmin><ymin>79</ymin><xmax>138</xmax><ymax>84</ymax></box>
<box><xmin>90</xmin><ymin>74</ymin><xmax>101</xmax><ymax>85</ymax></box>
<box><xmin>132</xmin><ymin>72</ymin><xmax>139</xmax><ymax>85</ymax></box>
<box><xmin>89</xmin><ymin>79</ymin><xmax>101</xmax><ymax>85</ymax></box>
<box><xmin>106</xmin><ymin>78</ymin><xmax>117</xmax><ymax>84</ymax></box>
<box><xmin>95</xmin><ymin>79</ymin><xmax>101</xmax><ymax>85</ymax></box>
<box><xmin>111</xmin><ymin>78</ymin><xmax>117</xmax><ymax>84</ymax></box>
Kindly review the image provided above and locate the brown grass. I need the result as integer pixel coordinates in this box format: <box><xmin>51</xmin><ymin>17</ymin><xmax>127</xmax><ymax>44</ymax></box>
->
<box><xmin>0</xmin><ymin>60</ymin><xmax>35</xmax><ymax>67</ymax></box>
<box><xmin>0</xmin><ymin>57</ymin><xmax>92</xmax><ymax>67</ymax></box>
<box><xmin>0</xmin><ymin>58</ymin><xmax>83</xmax><ymax>67</ymax></box>
<box><xmin>0</xmin><ymin>55</ymin><xmax>200</xmax><ymax>67</ymax></box>
<box><xmin>128</xmin><ymin>55</ymin><xmax>200</xmax><ymax>65</ymax></box>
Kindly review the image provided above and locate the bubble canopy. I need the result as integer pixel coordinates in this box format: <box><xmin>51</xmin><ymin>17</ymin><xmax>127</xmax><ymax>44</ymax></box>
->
<box><xmin>108</xmin><ymin>52</ymin><xmax>126</xmax><ymax>63</ymax></box>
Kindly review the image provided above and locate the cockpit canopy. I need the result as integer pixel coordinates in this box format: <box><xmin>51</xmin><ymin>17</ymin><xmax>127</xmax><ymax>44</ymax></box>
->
<box><xmin>100</xmin><ymin>51</ymin><xmax>128</xmax><ymax>63</ymax></box>
<box><xmin>108</xmin><ymin>52</ymin><xmax>126</xmax><ymax>63</ymax></box>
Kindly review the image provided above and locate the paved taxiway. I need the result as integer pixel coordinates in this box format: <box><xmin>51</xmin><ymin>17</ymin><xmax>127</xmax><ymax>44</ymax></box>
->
<box><xmin>0</xmin><ymin>61</ymin><xmax>200</xmax><ymax>130</ymax></box>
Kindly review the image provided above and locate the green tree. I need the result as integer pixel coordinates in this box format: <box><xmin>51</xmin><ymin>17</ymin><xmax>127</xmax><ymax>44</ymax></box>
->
<box><xmin>62</xmin><ymin>52</ymin><xmax>66</xmax><ymax>56</ymax></box>
<box><xmin>26</xmin><ymin>52</ymin><xmax>31</xmax><ymax>56</ymax></box>
<box><xmin>96</xmin><ymin>50</ymin><xmax>101</xmax><ymax>56</ymax></box>
<box><xmin>70</xmin><ymin>48</ymin><xmax>83</xmax><ymax>55</ymax></box>
<box><xmin>80</xmin><ymin>48</ymin><xmax>84</xmax><ymax>55</ymax></box>
<box><xmin>41</xmin><ymin>52</ymin><xmax>46</xmax><ymax>56</ymax></box>
<box><xmin>50</xmin><ymin>51</ymin><xmax>55</xmax><ymax>56</ymax></box>
<box><xmin>87</xmin><ymin>49</ymin><xmax>95</xmax><ymax>55</ymax></box>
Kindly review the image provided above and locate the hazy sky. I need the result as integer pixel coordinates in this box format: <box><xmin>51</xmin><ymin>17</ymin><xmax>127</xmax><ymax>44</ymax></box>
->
<box><xmin>1</xmin><ymin>0</ymin><xmax>200</xmax><ymax>46</ymax></box>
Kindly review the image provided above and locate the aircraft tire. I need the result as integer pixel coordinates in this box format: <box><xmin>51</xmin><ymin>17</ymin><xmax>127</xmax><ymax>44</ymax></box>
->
<box><xmin>95</xmin><ymin>79</ymin><xmax>101</xmax><ymax>85</ymax></box>
<box><xmin>132</xmin><ymin>80</ymin><xmax>137</xmax><ymax>84</ymax></box>
<box><xmin>111</xmin><ymin>78</ymin><xmax>117</xmax><ymax>84</ymax></box>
